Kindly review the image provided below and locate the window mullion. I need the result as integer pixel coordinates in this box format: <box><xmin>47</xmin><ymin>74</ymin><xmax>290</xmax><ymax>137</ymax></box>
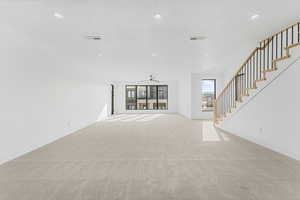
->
<box><xmin>156</xmin><ymin>85</ymin><xmax>159</xmax><ymax>110</ymax></box>
<box><xmin>135</xmin><ymin>85</ymin><xmax>137</xmax><ymax>110</ymax></box>
<box><xmin>146</xmin><ymin>85</ymin><xmax>148</xmax><ymax>110</ymax></box>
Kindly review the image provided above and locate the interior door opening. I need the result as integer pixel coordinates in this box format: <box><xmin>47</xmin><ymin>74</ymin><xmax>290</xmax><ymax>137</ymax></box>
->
<box><xmin>111</xmin><ymin>84</ymin><xmax>114</xmax><ymax>115</ymax></box>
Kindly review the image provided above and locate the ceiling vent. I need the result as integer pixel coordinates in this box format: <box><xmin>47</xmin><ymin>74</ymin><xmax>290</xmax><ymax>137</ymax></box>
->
<box><xmin>85</xmin><ymin>35</ymin><xmax>103</xmax><ymax>40</ymax></box>
<box><xmin>190</xmin><ymin>36</ymin><xmax>207</xmax><ymax>41</ymax></box>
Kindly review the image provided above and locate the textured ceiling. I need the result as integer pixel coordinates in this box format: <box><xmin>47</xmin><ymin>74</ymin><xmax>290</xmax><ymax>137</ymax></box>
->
<box><xmin>0</xmin><ymin>0</ymin><xmax>299</xmax><ymax>82</ymax></box>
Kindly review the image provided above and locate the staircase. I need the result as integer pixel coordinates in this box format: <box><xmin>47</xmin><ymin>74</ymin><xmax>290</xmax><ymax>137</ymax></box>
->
<box><xmin>214</xmin><ymin>21</ymin><xmax>300</xmax><ymax>124</ymax></box>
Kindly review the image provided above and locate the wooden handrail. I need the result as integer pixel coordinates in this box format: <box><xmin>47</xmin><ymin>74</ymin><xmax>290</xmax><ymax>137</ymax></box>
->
<box><xmin>218</xmin><ymin>39</ymin><xmax>274</xmax><ymax>100</ymax></box>
<box><xmin>259</xmin><ymin>22</ymin><xmax>300</xmax><ymax>43</ymax></box>
<box><xmin>214</xmin><ymin>21</ymin><xmax>300</xmax><ymax>124</ymax></box>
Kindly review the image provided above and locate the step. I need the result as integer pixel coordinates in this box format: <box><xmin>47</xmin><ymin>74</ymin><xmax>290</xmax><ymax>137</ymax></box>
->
<box><xmin>263</xmin><ymin>68</ymin><xmax>277</xmax><ymax>73</ymax></box>
<box><xmin>245</xmin><ymin>87</ymin><xmax>257</xmax><ymax>90</ymax></box>
<box><xmin>254</xmin><ymin>78</ymin><xmax>267</xmax><ymax>83</ymax></box>
<box><xmin>273</xmin><ymin>55</ymin><xmax>290</xmax><ymax>62</ymax></box>
<box><xmin>286</xmin><ymin>42</ymin><xmax>300</xmax><ymax>49</ymax></box>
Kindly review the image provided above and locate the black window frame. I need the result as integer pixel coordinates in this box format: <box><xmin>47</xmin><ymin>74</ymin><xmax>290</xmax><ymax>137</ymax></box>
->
<box><xmin>125</xmin><ymin>85</ymin><xmax>137</xmax><ymax>110</ymax></box>
<box><xmin>201</xmin><ymin>79</ymin><xmax>216</xmax><ymax>112</ymax></box>
<box><xmin>125</xmin><ymin>85</ymin><xmax>168</xmax><ymax>110</ymax></box>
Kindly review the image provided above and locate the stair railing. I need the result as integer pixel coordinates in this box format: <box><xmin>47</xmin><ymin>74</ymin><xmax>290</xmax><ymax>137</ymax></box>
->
<box><xmin>214</xmin><ymin>21</ymin><xmax>300</xmax><ymax>124</ymax></box>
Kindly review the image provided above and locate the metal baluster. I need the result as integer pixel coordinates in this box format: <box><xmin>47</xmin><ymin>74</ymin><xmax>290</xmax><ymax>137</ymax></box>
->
<box><xmin>225</xmin><ymin>90</ymin><xmax>227</xmax><ymax>114</ymax></box>
<box><xmin>233</xmin><ymin>77</ymin><xmax>236</xmax><ymax>107</ymax></box>
<box><xmin>292</xmin><ymin>25</ymin><xmax>294</xmax><ymax>45</ymax></box>
<box><xmin>243</xmin><ymin>67</ymin><xmax>246</xmax><ymax>95</ymax></box>
<box><xmin>221</xmin><ymin>94</ymin><xmax>223</xmax><ymax>117</ymax></box>
<box><xmin>238</xmin><ymin>74</ymin><xmax>240</xmax><ymax>102</ymax></box>
<box><xmin>222</xmin><ymin>93</ymin><xmax>224</xmax><ymax>116</ymax></box>
<box><xmin>271</xmin><ymin>36</ymin><xmax>274</xmax><ymax>69</ymax></box>
<box><xmin>230</xmin><ymin>82</ymin><xmax>232</xmax><ymax>111</ymax></box>
<box><xmin>231</xmin><ymin>81</ymin><xmax>233</xmax><ymax>109</ymax></box>
<box><xmin>233</xmin><ymin>79</ymin><xmax>236</xmax><ymax>107</ymax></box>
<box><xmin>249</xmin><ymin>58</ymin><xmax>252</xmax><ymax>88</ymax></box>
<box><xmin>297</xmin><ymin>22</ymin><xmax>300</xmax><ymax>42</ymax></box>
<box><xmin>251</xmin><ymin>55</ymin><xmax>254</xmax><ymax>88</ymax></box>
<box><xmin>256</xmin><ymin>50</ymin><xmax>258</xmax><ymax>81</ymax></box>
<box><xmin>263</xmin><ymin>40</ymin><xmax>266</xmax><ymax>73</ymax></box>
<box><xmin>223</xmin><ymin>92</ymin><xmax>225</xmax><ymax>116</ymax></box>
<box><xmin>227</xmin><ymin>87</ymin><xmax>230</xmax><ymax>113</ymax></box>
<box><xmin>259</xmin><ymin>42</ymin><xmax>262</xmax><ymax>79</ymax></box>
<box><xmin>281</xmin><ymin>31</ymin><xmax>283</xmax><ymax>58</ymax></box>
<box><xmin>267</xmin><ymin>38</ymin><xmax>270</xmax><ymax>70</ymax></box>
<box><xmin>246</xmin><ymin>62</ymin><xmax>249</xmax><ymax>89</ymax></box>
<box><xmin>228</xmin><ymin>87</ymin><xmax>230</xmax><ymax>113</ymax></box>
<box><xmin>286</xmin><ymin>29</ymin><xmax>288</xmax><ymax>48</ymax></box>
<box><xmin>276</xmin><ymin>34</ymin><xmax>278</xmax><ymax>59</ymax></box>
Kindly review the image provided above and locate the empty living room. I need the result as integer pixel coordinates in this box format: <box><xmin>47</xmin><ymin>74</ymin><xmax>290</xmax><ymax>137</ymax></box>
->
<box><xmin>1</xmin><ymin>0</ymin><xmax>300</xmax><ymax>199</ymax></box>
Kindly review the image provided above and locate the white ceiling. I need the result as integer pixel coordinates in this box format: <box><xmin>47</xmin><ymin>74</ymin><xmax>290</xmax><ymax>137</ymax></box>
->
<box><xmin>0</xmin><ymin>0</ymin><xmax>299</xmax><ymax>83</ymax></box>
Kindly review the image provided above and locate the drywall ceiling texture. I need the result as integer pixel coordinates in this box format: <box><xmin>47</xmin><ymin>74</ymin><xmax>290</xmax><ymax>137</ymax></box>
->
<box><xmin>1</xmin><ymin>0</ymin><xmax>299</xmax><ymax>83</ymax></box>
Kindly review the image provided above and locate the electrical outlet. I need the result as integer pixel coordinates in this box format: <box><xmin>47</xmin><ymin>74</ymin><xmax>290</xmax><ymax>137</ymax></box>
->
<box><xmin>259</xmin><ymin>127</ymin><xmax>263</xmax><ymax>133</ymax></box>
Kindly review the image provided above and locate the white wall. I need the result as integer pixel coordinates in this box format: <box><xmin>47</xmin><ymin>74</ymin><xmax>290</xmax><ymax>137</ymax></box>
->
<box><xmin>218</xmin><ymin>47</ymin><xmax>300</xmax><ymax>160</ymax></box>
<box><xmin>177</xmin><ymin>73</ymin><xmax>192</xmax><ymax>118</ymax></box>
<box><xmin>113</xmin><ymin>80</ymin><xmax>178</xmax><ymax>114</ymax></box>
<box><xmin>176</xmin><ymin>72</ymin><xmax>224</xmax><ymax>119</ymax></box>
<box><xmin>191</xmin><ymin>72</ymin><xmax>224</xmax><ymax>120</ymax></box>
<box><xmin>0</xmin><ymin>76</ymin><xmax>111</xmax><ymax>164</ymax></box>
<box><xmin>0</xmin><ymin>28</ymin><xmax>111</xmax><ymax>164</ymax></box>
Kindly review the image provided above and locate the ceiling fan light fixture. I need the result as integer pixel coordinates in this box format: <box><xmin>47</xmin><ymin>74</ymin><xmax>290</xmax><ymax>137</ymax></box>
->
<box><xmin>137</xmin><ymin>75</ymin><xmax>160</xmax><ymax>84</ymax></box>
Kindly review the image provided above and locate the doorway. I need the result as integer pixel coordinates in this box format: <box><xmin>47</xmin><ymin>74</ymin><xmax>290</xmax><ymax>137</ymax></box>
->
<box><xmin>111</xmin><ymin>84</ymin><xmax>115</xmax><ymax>115</ymax></box>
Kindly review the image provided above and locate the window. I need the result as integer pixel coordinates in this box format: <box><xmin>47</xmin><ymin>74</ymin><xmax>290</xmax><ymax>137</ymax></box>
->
<box><xmin>137</xmin><ymin>86</ymin><xmax>147</xmax><ymax>110</ymax></box>
<box><xmin>126</xmin><ymin>86</ymin><xmax>136</xmax><ymax>110</ymax></box>
<box><xmin>147</xmin><ymin>85</ymin><xmax>157</xmax><ymax>110</ymax></box>
<box><xmin>158</xmin><ymin>85</ymin><xmax>168</xmax><ymax>110</ymax></box>
<box><xmin>201</xmin><ymin>79</ymin><xmax>216</xmax><ymax>112</ymax></box>
<box><xmin>125</xmin><ymin>85</ymin><xmax>168</xmax><ymax>110</ymax></box>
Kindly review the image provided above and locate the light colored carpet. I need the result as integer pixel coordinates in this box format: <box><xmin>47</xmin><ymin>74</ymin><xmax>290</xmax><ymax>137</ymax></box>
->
<box><xmin>0</xmin><ymin>114</ymin><xmax>300</xmax><ymax>200</ymax></box>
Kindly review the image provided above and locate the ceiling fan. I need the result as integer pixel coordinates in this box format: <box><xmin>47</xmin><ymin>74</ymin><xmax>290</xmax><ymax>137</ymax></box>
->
<box><xmin>137</xmin><ymin>75</ymin><xmax>160</xmax><ymax>84</ymax></box>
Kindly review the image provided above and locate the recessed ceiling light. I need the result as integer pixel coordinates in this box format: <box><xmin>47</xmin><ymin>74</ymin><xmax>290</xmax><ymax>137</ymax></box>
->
<box><xmin>54</xmin><ymin>12</ymin><xmax>64</xmax><ymax>19</ymax></box>
<box><xmin>151</xmin><ymin>53</ymin><xmax>158</xmax><ymax>57</ymax></box>
<box><xmin>250</xmin><ymin>14</ymin><xmax>260</xmax><ymax>21</ymax></box>
<box><xmin>154</xmin><ymin>14</ymin><xmax>162</xmax><ymax>19</ymax></box>
<box><xmin>98</xmin><ymin>53</ymin><xmax>103</xmax><ymax>57</ymax></box>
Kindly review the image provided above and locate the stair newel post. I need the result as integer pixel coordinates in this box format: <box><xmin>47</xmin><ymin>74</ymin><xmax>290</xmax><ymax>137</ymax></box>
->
<box><xmin>271</xmin><ymin>36</ymin><xmax>274</xmax><ymax>70</ymax></box>
<box><xmin>276</xmin><ymin>34</ymin><xmax>278</xmax><ymax>59</ymax></box>
<box><xmin>268</xmin><ymin>38</ymin><xmax>271</xmax><ymax>71</ymax></box>
<box><xmin>281</xmin><ymin>31</ymin><xmax>283</xmax><ymax>58</ymax></box>
<box><xmin>263</xmin><ymin>39</ymin><xmax>266</xmax><ymax>78</ymax></box>
<box><xmin>213</xmin><ymin>99</ymin><xmax>217</xmax><ymax>124</ymax></box>
<box><xmin>297</xmin><ymin>22</ymin><xmax>300</xmax><ymax>43</ymax></box>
